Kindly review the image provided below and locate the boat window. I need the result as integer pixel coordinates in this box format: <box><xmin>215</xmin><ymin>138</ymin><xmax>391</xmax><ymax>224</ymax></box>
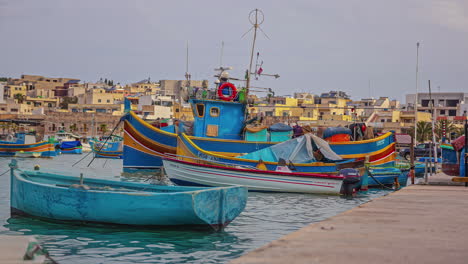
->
<box><xmin>196</xmin><ymin>103</ymin><xmax>205</xmax><ymax>117</ymax></box>
<box><xmin>210</xmin><ymin>107</ymin><xmax>220</xmax><ymax>117</ymax></box>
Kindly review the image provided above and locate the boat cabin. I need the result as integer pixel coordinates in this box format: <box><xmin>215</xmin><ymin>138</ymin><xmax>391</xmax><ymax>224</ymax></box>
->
<box><xmin>190</xmin><ymin>99</ymin><xmax>246</xmax><ymax>140</ymax></box>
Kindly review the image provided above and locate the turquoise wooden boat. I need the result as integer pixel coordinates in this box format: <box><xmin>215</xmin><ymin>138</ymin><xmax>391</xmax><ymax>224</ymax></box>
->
<box><xmin>366</xmin><ymin>167</ymin><xmax>408</xmax><ymax>187</ymax></box>
<box><xmin>9</xmin><ymin>160</ymin><xmax>247</xmax><ymax>230</ymax></box>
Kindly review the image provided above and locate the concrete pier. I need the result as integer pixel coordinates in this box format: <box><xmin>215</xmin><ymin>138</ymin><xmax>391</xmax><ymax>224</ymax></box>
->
<box><xmin>0</xmin><ymin>235</ymin><xmax>45</xmax><ymax>263</ymax></box>
<box><xmin>231</xmin><ymin>184</ymin><xmax>468</xmax><ymax>264</ymax></box>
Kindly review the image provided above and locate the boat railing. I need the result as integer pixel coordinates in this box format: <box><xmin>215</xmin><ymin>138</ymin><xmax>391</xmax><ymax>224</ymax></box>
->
<box><xmin>164</xmin><ymin>153</ymin><xmax>260</xmax><ymax>170</ymax></box>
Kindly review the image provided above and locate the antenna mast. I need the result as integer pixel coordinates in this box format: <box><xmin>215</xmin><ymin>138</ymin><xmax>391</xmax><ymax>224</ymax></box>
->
<box><xmin>246</xmin><ymin>9</ymin><xmax>264</xmax><ymax>94</ymax></box>
<box><xmin>220</xmin><ymin>41</ymin><xmax>224</xmax><ymax>67</ymax></box>
<box><xmin>185</xmin><ymin>41</ymin><xmax>190</xmax><ymax>82</ymax></box>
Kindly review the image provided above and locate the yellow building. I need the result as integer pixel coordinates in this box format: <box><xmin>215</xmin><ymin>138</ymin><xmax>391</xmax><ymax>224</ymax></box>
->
<box><xmin>173</xmin><ymin>103</ymin><xmax>194</xmax><ymax>121</ymax></box>
<box><xmin>77</xmin><ymin>88</ymin><xmax>123</xmax><ymax>105</ymax></box>
<box><xmin>274</xmin><ymin>97</ymin><xmax>302</xmax><ymax>117</ymax></box>
<box><xmin>5</xmin><ymin>85</ymin><xmax>27</xmax><ymax>99</ymax></box>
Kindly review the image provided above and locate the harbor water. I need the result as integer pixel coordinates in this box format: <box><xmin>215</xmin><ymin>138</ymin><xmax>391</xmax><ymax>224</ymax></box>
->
<box><xmin>0</xmin><ymin>155</ymin><xmax>390</xmax><ymax>263</ymax></box>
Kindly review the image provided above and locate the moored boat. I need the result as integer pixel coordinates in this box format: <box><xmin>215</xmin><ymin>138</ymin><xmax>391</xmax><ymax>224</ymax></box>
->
<box><xmin>0</xmin><ymin>133</ymin><xmax>56</xmax><ymax>158</ymax></box>
<box><xmin>9</xmin><ymin>160</ymin><xmax>247</xmax><ymax>229</ymax></box>
<box><xmin>90</xmin><ymin>139</ymin><xmax>123</xmax><ymax>159</ymax></box>
<box><xmin>163</xmin><ymin>155</ymin><xmax>363</xmax><ymax>195</ymax></box>
<box><xmin>59</xmin><ymin>140</ymin><xmax>83</xmax><ymax>154</ymax></box>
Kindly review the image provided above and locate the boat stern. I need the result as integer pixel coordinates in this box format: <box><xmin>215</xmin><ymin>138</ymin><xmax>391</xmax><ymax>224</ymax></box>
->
<box><xmin>192</xmin><ymin>186</ymin><xmax>248</xmax><ymax>230</ymax></box>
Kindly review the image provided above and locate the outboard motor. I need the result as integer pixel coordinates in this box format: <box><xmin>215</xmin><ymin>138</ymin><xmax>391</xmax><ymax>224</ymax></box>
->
<box><xmin>339</xmin><ymin>168</ymin><xmax>362</xmax><ymax>199</ymax></box>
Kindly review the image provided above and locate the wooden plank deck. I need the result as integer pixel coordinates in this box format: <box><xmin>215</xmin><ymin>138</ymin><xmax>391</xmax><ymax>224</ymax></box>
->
<box><xmin>231</xmin><ymin>185</ymin><xmax>468</xmax><ymax>264</ymax></box>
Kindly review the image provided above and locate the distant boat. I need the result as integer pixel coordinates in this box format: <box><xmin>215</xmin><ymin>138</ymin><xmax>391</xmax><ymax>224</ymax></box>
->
<box><xmin>9</xmin><ymin>160</ymin><xmax>247</xmax><ymax>229</ymax></box>
<box><xmin>59</xmin><ymin>140</ymin><xmax>83</xmax><ymax>154</ymax></box>
<box><xmin>90</xmin><ymin>139</ymin><xmax>123</xmax><ymax>159</ymax></box>
<box><xmin>163</xmin><ymin>155</ymin><xmax>363</xmax><ymax>195</ymax></box>
<box><xmin>0</xmin><ymin>133</ymin><xmax>56</xmax><ymax>158</ymax></box>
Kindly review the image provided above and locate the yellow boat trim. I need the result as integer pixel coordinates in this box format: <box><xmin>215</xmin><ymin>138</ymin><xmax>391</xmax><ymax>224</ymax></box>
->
<box><xmin>124</xmin><ymin>120</ymin><xmax>176</xmax><ymax>151</ymax></box>
<box><xmin>188</xmin><ymin>135</ymin><xmax>276</xmax><ymax>145</ymax></box>
<box><xmin>339</xmin><ymin>142</ymin><xmax>396</xmax><ymax>159</ymax></box>
<box><xmin>180</xmin><ymin>133</ymin><xmax>335</xmax><ymax>167</ymax></box>
<box><xmin>0</xmin><ymin>141</ymin><xmax>52</xmax><ymax>147</ymax></box>
<box><xmin>329</xmin><ymin>132</ymin><xmax>392</xmax><ymax>145</ymax></box>
<box><xmin>128</xmin><ymin>111</ymin><xmax>177</xmax><ymax>137</ymax></box>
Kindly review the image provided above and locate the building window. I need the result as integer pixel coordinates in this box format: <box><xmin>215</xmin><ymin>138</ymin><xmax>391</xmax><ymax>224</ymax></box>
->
<box><xmin>106</xmin><ymin>99</ymin><xmax>110</xmax><ymax>103</ymax></box>
<box><xmin>210</xmin><ymin>107</ymin><xmax>220</xmax><ymax>117</ymax></box>
<box><xmin>440</xmin><ymin>110</ymin><xmax>445</xmax><ymax>115</ymax></box>
<box><xmin>446</xmin><ymin>100</ymin><xmax>459</xmax><ymax>107</ymax></box>
<box><xmin>195</xmin><ymin>103</ymin><xmax>205</xmax><ymax>117</ymax></box>
<box><xmin>175</xmin><ymin>108</ymin><xmax>180</xmax><ymax>113</ymax></box>
<box><xmin>98</xmin><ymin>99</ymin><xmax>102</xmax><ymax>103</ymax></box>
<box><xmin>448</xmin><ymin>110</ymin><xmax>456</xmax><ymax>116</ymax></box>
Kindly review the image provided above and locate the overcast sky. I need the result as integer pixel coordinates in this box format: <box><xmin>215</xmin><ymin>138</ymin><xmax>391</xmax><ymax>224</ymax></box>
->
<box><xmin>1</xmin><ymin>0</ymin><xmax>467</xmax><ymax>101</ymax></box>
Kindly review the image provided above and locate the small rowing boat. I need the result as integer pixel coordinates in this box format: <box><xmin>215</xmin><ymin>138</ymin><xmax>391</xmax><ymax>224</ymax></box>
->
<box><xmin>9</xmin><ymin>160</ymin><xmax>247</xmax><ymax>230</ymax></box>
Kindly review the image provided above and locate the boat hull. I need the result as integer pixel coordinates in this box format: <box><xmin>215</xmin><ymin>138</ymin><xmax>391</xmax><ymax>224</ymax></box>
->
<box><xmin>0</xmin><ymin>141</ymin><xmax>56</xmax><ymax>157</ymax></box>
<box><xmin>163</xmin><ymin>158</ymin><xmax>344</xmax><ymax>194</ymax></box>
<box><xmin>10</xmin><ymin>166</ymin><xmax>247</xmax><ymax>228</ymax></box>
<box><xmin>367</xmin><ymin>167</ymin><xmax>407</xmax><ymax>187</ymax></box>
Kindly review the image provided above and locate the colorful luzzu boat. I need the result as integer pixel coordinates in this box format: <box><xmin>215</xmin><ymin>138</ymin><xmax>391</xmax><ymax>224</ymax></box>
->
<box><xmin>59</xmin><ymin>141</ymin><xmax>83</xmax><ymax>154</ymax></box>
<box><xmin>0</xmin><ymin>133</ymin><xmax>56</xmax><ymax>158</ymax></box>
<box><xmin>90</xmin><ymin>140</ymin><xmax>123</xmax><ymax>159</ymax></box>
<box><xmin>120</xmin><ymin>66</ymin><xmax>396</xmax><ymax>170</ymax></box>
<box><xmin>122</xmin><ymin>109</ymin><xmax>397</xmax><ymax>170</ymax></box>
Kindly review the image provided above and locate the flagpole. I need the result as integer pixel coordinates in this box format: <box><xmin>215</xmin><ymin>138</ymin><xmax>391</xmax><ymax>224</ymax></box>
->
<box><xmin>414</xmin><ymin>42</ymin><xmax>420</xmax><ymax>144</ymax></box>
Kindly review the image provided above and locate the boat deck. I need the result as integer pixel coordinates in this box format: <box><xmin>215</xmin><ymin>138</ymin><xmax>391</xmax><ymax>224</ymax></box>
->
<box><xmin>230</xmin><ymin>183</ymin><xmax>468</xmax><ymax>264</ymax></box>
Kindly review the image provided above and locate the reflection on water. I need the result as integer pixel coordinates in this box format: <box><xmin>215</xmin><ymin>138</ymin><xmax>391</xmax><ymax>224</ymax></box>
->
<box><xmin>4</xmin><ymin>217</ymin><xmax>242</xmax><ymax>264</ymax></box>
<box><xmin>0</xmin><ymin>156</ymin><xmax>391</xmax><ymax>263</ymax></box>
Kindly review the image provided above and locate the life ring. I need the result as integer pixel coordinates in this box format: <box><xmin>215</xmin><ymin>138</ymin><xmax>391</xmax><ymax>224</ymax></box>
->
<box><xmin>217</xmin><ymin>82</ymin><xmax>237</xmax><ymax>101</ymax></box>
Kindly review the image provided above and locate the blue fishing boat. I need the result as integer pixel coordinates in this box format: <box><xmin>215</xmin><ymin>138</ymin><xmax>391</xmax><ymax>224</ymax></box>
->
<box><xmin>60</xmin><ymin>140</ymin><xmax>83</xmax><ymax>154</ymax></box>
<box><xmin>0</xmin><ymin>133</ymin><xmax>56</xmax><ymax>158</ymax></box>
<box><xmin>90</xmin><ymin>139</ymin><xmax>123</xmax><ymax>159</ymax></box>
<box><xmin>366</xmin><ymin>167</ymin><xmax>408</xmax><ymax>187</ymax></box>
<box><xmin>122</xmin><ymin>105</ymin><xmax>397</xmax><ymax>170</ymax></box>
<box><xmin>9</xmin><ymin>160</ymin><xmax>247</xmax><ymax>229</ymax></box>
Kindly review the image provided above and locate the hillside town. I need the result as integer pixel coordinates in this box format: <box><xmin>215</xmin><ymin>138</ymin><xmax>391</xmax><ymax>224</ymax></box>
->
<box><xmin>0</xmin><ymin>74</ymin><xmax>466</xmax><ymax>142</ymax></box>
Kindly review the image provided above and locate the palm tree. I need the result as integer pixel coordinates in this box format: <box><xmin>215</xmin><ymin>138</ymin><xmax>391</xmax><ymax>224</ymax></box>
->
<box><xmin>416</xmin><ymin>121</ymin><xmax>432</xmax><ymax>142</ymax></box>
<box><xmin>452</xmin><ymin>127</ymin><xmax>465</xmax><ymax>139</ymax></box>
<box><xmin>99</xmin><ymin>124</ymin><xmax>108</xmax><ymax>135</ymax></box>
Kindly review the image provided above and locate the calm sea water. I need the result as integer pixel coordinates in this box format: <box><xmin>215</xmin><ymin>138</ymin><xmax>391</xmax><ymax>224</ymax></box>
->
<box><xmin>0</xmin><ymin>155</ymin><xmax>390</xmax><ymax>264</ymax></box>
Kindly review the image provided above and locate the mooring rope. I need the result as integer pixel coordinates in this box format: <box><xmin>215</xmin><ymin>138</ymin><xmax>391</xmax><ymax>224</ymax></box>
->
<box><xmin>365</xmin><ymin>167</ymin><xmax>395</xmax><ymax>190</ymax></box>
<box><xmin>0</xmin><ymin>169</ymin><xmax>9</xmax><ymax>176</ymax></box>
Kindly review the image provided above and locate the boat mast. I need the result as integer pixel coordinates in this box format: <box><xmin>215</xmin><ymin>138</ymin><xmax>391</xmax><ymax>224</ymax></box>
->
<box><xmin>246</xmin><ymin>9</ymin><xmax>263</xmax><ymax>95</ymax></box>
